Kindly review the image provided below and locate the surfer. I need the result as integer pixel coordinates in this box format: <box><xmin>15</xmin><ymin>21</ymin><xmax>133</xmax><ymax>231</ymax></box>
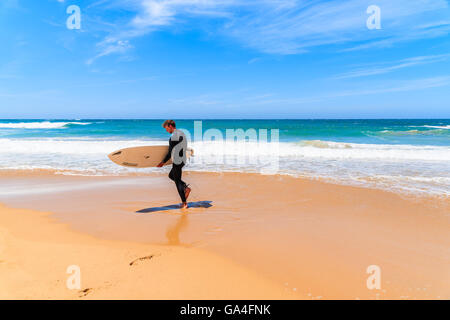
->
<box><xmin>157</xmin><ymin>120</ymin><xmax>191</xmax><ymax>209</ymax></box>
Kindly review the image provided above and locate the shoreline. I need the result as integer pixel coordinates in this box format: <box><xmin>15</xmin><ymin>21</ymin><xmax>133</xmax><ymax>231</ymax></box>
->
<box><xmin>0</xmin><ymin>167</ymin><xmax>448</xmax><ymax>200</ymax></box>
<box><xmin>0</xmin><ymin>171</ymin><xmax>449</xmax><ymax>299</ymax></box>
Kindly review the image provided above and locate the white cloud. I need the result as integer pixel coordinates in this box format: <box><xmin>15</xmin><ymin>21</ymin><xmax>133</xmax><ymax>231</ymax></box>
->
<box><xmin>330</xmin><ymin>76</ymin><xmax>450</xmax><ymax>97</ymax></box>
<box><xmin>168</xmin><ymin>76</ymin><xmax>450</xmax><ymax>107</ymax></box>
<box><xmin>87</xmin><ymin>39</ymin><xmax>133</xmax><ymax>65</ymax></box>
<box><xmin>333</xmin><ymin>54</ymin><xmax>450</xmax><ymax>79</ymax></box>
<box><xmin>88</xmin><ymin>0</ymin><xmax>450</xmax><ymax>62</ymax></box>
<box><xmin>223</xmin><ymin>0</ymin><xmax>450</xmax><ymax>54</ymax></box>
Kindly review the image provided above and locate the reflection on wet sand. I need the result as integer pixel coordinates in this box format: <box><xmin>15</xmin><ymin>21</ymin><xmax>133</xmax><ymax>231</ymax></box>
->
<box><xmin>166</xmin><ymin>214</ymin><xmax>189</xmax><ymax>245</ymax></box>
<box><xmin>135</xmin><ymin>201</ymin><xmax>213</xmax><ymax>246</ymax></box>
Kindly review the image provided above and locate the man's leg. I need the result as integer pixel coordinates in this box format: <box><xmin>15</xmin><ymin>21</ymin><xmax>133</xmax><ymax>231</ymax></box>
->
<box><xmin>170</xmin><ymin>164</ymin><xmax>187</xmax><ymax>203</ymax></box>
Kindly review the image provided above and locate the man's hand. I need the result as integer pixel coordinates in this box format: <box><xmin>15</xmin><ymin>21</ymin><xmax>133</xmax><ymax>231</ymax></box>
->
<box><xmin>156</xmin><ymin>162</ymin><xmax>164</xmax><ymax>168</ymax></box>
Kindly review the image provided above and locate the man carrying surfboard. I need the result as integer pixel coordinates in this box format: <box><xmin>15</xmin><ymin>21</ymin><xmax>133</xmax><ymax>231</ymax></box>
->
<box><xmin>157</xmin><ymin>120</ymin><xmax>191</xmax><ymax>209</ymax></box>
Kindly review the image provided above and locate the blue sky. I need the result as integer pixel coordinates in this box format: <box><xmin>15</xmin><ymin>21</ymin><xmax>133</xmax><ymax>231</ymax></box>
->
<box><xmin>0</xmin><ymin>0</ymin><xmax>449</xmax><ymax>119</ymax></box>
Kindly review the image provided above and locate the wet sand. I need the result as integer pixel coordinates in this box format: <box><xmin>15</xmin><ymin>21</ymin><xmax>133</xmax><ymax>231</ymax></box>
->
<box><xmin>0</xmin><ymin>171</ymin><xmax>449</xmax><ymax>299</ymax></box>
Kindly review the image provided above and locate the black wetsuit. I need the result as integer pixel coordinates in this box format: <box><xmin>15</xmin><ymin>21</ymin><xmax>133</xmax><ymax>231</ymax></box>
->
<box><xmin>163</xmin><ymin>130</ymin><xmax>188</xmax><ymax>203</ymax></box>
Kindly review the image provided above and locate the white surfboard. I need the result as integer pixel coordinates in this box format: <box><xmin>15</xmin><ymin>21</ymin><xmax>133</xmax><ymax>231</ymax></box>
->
<box><xmin>108</xmin><ymin>146</ymin><xmax>194</xmax><ymax>168</ymax></box>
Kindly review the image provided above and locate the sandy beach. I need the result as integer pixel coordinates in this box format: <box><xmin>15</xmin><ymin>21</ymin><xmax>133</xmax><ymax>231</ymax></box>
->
<box><xmin>2</xmin><ymin>0</ymin><xmax>450</xmax><ymax>303</ymax></box>
<box><xmin>0</xmin><ymin>171</ymin><xmax>448</xmax><ymax>299</ymax></box>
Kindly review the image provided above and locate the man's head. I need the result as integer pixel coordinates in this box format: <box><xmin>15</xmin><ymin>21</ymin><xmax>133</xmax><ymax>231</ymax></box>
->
<box><xmin>162</xmin><ymin>120</ymin><xmax>176</xmax><ymax>133</ymax></box>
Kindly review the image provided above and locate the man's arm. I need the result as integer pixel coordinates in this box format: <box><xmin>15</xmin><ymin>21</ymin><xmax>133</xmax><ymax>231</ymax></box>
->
<box><xmin>157</xmin><ymin>134</ymin><xmax>184</xmax><ymax>167</ymax></box>
<box><xmin>162</xmin><ymin>141</ymin><xmax>174</xmax><ymax>164</ymax></box>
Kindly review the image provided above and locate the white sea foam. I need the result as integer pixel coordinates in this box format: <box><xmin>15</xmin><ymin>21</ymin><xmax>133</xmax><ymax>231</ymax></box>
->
<box><xmin>1</xmin><ymin>138</ymin><xmax>448</xmax><ymax>161</ymax></box>
<box><xmin>0</xmin><ymin>121</ymin><xmax>91</xmax><ymax>129</ymax></box>
<box><xmin>0</xmin><ymin>138</ymin><xmax>448</xmax><ymax>196</ymax></box>
<box><xmin>422</xmin><ymin>125</ymin><xmax>450</xmax><ymax>129</ymax></box>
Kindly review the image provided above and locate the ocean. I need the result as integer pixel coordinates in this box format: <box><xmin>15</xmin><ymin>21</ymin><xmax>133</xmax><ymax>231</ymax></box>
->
<box><xmin>0</xmin><ymin>119</ymin><xmax>449</xmax><ymax>196</ymax></box>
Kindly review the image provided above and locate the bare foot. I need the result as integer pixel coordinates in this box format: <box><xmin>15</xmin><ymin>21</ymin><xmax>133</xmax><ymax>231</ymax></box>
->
<box><xmin>181</xmin><ymin>202</ymin><xmax>188</xmax><ymax>209</ymax></box>
<box><xmin>185</xmin><ymin>186</ymin><xmax>191</xmax><ymax>201</ymax></box>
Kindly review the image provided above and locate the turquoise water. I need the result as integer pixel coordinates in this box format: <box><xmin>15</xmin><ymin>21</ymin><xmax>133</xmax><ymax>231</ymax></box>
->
<box><xmin>0</xmin><ymin>119</ymin><xmax>449</xmax><ymax>146</ymax></box>
<box><xmin>0</xmin><ymin>119</ymin><xmax>449</xmax><ymax>196</ymax></box>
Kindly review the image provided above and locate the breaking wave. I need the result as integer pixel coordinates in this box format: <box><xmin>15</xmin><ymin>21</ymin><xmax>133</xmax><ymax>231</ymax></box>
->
<box><xmin>0</xmin><ymin>121</ymin><xmax>92</xmax><ymax>129</ymax></box>
<box><xmin>0</xmin><ymin>137</ymin><xmax>448</xmax><ymax>196</ymax></box>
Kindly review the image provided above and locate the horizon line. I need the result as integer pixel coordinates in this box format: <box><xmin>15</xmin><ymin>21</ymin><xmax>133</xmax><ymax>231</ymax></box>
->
<box><xmin>0</xmin><ymin>118</ymin><xmax>449</xmax><ymax>121</ymax></box>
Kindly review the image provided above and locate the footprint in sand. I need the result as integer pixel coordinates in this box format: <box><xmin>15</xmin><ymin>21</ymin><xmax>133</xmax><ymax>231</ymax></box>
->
<box><xmin>78</xmin><ymin>288</ymin><xmax>93</xmax><ymax>297</ymax></box>
<box><xmin>129</xmin><ymin>255</ymin><xmax>154</xmax><ymax>266</ymax></box>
